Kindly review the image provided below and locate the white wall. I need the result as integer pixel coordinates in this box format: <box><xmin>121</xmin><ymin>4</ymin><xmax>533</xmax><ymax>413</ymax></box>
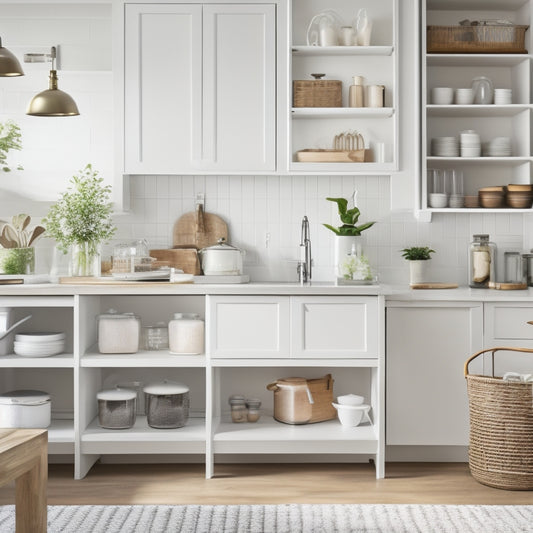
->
<box><xmin>0</xmin><ymin>1</ymin><xmax>530</xmax><ymax>284</ymax></box>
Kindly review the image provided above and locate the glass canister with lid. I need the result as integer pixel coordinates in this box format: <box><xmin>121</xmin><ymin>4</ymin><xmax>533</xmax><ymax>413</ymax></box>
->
<box><xmin>168</xmin><ymin>313</ymin><xmax>204</xmax><ymax>354</ymax></box>
<box><xmin>468</xmin><ymin>234</ymin><xmax>496</xmax><ymax>288</ymax></box>
<box><xmin>97</xmin><ymin>309</ymin><xmax>141</xmax><ymax>353</ymax></box>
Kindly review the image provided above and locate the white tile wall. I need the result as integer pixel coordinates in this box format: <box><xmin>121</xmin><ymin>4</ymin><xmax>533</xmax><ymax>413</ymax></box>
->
<box><xmin>111</xmin><ymin>175</ymin><xmax>527</xmax><ymax>285</ymax></box>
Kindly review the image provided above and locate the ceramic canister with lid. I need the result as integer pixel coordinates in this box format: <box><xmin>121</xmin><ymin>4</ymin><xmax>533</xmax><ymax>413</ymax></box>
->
<box><xmin>0</xmin><ymin>389</ymin><xmax>51</xmax><ymax>428</ymax></box>
<box><xmin>143</xmin><ymin>380</ymin><xmax>190</xmax><ymax>429</ymax></box>
<box><xmin>168</xmin><ymin>313</ymin><xmax>204</xmax><ymax>354</ymax></box>
<box><xmin>97</xmin><ymin>387</ymin><xmax>137</xmax><ymax>429</ymax></box>
<box><xmin>97</xmin><ymin>309</ymin><xmax>140</xmax><ymax>354</ymax></box>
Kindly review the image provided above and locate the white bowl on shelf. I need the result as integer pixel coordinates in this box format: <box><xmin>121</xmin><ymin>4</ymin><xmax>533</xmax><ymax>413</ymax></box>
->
<box><xmin>337</xmin><ymin>394</ymin><xmax>364</xmax><ymax>406</ymax></box>
<box><xmin>332</xmin><ymin>403</ymin><xmax>371</xmax><ymax>427</ymax></box>
<box><xmin>430</xmin><ymin>87</ymin><xmax>454</xmax><ymax>105</ymax></box>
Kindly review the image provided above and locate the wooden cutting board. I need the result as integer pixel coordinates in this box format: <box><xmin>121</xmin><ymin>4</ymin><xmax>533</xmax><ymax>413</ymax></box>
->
<box><xmin>173</xmin><ymin>204</ymin><xmax>228</xmax><ymax>250</ymax></box>
<box><xmin>149</xmin><ymin>249</ymin><xmax>201</xmax><ymax>275</ymax></box>
<box><xmin>410</xmin><ymin>282</ymin><xmax>459</xmax><ymax>289</ymax></box>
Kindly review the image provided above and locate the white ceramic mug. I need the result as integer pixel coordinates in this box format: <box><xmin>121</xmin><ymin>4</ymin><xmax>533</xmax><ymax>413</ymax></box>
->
<box><xmin>366</xmin><ymin>85</ymin><xmax>384</xmax><ymax>107</ymax></box>
<box><xmin>339</xmin><ymin>26</ymin><xmax>355</xmax><ymax>46</ymax></box>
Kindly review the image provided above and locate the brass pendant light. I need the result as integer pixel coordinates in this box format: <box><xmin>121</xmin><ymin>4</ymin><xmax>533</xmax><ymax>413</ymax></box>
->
<box><xmin>26</xmin><ymin>46</ymin><xmax>79</xmax><ymax>117</ymax></box>
<box><xmin>0</xmin><ymin>37</ymin><xmax>24</xmax><ymax>77</ymax></box>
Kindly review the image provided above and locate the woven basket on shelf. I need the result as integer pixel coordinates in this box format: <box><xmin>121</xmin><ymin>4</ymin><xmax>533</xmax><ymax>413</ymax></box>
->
<box><xmin>464</xmin><ymin>347</ymin><xmax>533</xmax><ymax>491</ymax></box>
<box><xmin>293</xmin><ymin>75</ymin><xmax>342</xmax><ymax>107</ymax></box>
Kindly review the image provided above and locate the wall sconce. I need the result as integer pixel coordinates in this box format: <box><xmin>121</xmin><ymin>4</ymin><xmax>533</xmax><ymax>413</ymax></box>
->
<box><xmin>25</xmin><ymin>46</ymin><xmax>80</xmax><ymax>117</ymax></box>
<box><xmin>0</xmin><ymin>37</ymin><xmax>24</xmax><ymax>76</ymax></box>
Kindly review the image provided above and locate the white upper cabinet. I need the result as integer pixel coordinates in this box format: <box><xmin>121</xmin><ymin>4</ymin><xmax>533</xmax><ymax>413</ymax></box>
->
<box><xmin>123</xmin><ymin>3</ymin><xmax>276</xmax><ymax>174</ymax></box>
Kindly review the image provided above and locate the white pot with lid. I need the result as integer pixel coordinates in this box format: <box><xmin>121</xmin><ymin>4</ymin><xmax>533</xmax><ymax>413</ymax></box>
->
<box><xmin>143</xmin><ymin>380</ymin><xmax>190</xmax><ymax>429</ymax></box>
<box><xmin>199</xmin><ymin>238</ymin><xmax>245</xmax><ymax>276</ymax></box>
<box><xmin>0</xmin><ymin>389</ymin><xmax>51</xmax><ymax>428</ymax></box>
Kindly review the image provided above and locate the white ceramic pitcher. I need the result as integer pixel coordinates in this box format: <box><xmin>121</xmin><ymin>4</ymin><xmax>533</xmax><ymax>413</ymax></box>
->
<box><xmin>472</xmin><ymin>76</ymin><xmax>494</xmax><ymax>105</ymax></box>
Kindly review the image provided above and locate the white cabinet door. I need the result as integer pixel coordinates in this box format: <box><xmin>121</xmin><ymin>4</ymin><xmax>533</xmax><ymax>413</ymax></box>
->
<box><xmin>484</xmin><ymin>303</ymin><xmax>533</xmax><ymax>375</ymax></box>
<box><xmin>124</xmin><ymin>3</ymin><xmax>276</xmax><ymax>174</ymax></box>
<box><xmin>202</xmin><ymin>4</ymin><xmax>276</xmax><ymax>172</ymax></box>
<box><xmin>386</xmin><ymin>303</ymin><xmax>483</xmax><ymax>446</ymax></box>
<box><xmin>291</xmin><ymin>296</ymin><xmax>379</xmax><ymax>358</ymax></box>
<box><xmin>208</xmin><ymin>296</ymin><xmax>290</xmax><ymax>358</ymax></box>
<box><xmin>124</xmin><ymin>4</ymin><xmax>202</xmax><ymax>174</ymax></box>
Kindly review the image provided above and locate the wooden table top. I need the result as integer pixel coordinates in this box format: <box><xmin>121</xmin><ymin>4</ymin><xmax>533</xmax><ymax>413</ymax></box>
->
<box><xmin>0</xmin><ymin>429</ymin><xmax>48</xmax><ymax>455</ymax></box>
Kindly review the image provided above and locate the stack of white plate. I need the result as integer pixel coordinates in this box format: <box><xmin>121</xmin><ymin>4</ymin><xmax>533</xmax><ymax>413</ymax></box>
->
<box><xmin>455</xmin><ymin>88</ymin><xmax>474</xmax><ymax>105</ymax></box>
<box><xmin>483</xmin><ymin>137</ymin><xmax>512</xmax><ymax>157</ymax></box>
<box><xmin>14</xmin><ymin>332</ymin><xmax>66</xmax><ymax>357</ymax></box>
<box><xmin>431</xmin><ymin>137</ymin><xmax>459</xmax><ymax>157</ymax></box>
<box><xmin>494</xmin><ymin>89</ymin><xmax>512</xmax><ymax>105</ymax></box>
<box><xmin>460</xmin><ymin>130</ymin><xmax>481</xmax><ymax>157</ymax></box>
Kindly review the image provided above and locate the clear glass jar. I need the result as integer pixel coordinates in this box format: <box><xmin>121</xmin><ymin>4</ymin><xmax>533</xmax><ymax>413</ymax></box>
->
<box><xmin>246</xmin><ymin>398</ymin><xmax>261</xmax><ymax>423</ymax></box>
<box><xmin>141</xmin><ymin>322</ymin><xmax>169</xmax><ymax>351</ymax></box>
<box><xmin>229</xmin><ymin>395</ymin><xmax>247</xmax><ymax>423</ymax></box>
<box><xmin>504</xmin><ymin>251</ymin><xmax>527</xmax><ymax>284</ymax></box>
<box><xmin>168</xmin><ymin>313</ymin><xmax>204</xmax><ymax>354</ymax></box>
<box><xmin>468</xmin><ymin>234</ymin><xmax>496</xmax><ymax>288</ymax></box>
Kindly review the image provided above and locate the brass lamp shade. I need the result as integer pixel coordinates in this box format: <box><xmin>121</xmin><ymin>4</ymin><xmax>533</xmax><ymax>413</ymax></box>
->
<box><xmin>0</xmin><ymin>37</ymin><xmax>24</xmax><ymax>76</ymax></box>
<box><xmin>26</xmin><ymin>69</ymin><xmax>80</xmax><ymax>117</ymax></box>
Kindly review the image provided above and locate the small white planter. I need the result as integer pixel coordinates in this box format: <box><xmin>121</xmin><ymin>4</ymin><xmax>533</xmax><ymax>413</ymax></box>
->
<box><xmin>334</xmin><ymin>235</ymin><xmax>363</xmax><ymax>280</ymax></box>
<box><xmin>409</xmin><ymin>260</ymin><xmax>428</xmax><ymax>285</ymax></box>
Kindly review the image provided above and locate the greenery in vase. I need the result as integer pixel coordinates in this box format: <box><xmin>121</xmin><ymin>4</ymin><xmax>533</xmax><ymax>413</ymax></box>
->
<box><xmin>0</xmin><ymin>247</ymin><xmax>34</xmax><ymax>275</ymax></box>
<box><xmin>401</xmin><ymin>246</ymin><xmax>435</xmax><ymax>260</ymax></box>
<box><xmin>42</xmin><ymin>164</ymin><xmax>116</xmax><ymax>257</ymax></box>
<box><xmin>341</xmin><ymin>253</ymin><xmax>373</xmax><ymax>281</ymax></box>
<box><xmin>323</xmin><ymin>197</ymin><xmax>376</xmax><ymax>236</ymax></box>
<box><xmin>0</xmin><ymin>120</ymin><xmax>23</xmax><ymax>172</ymax></box>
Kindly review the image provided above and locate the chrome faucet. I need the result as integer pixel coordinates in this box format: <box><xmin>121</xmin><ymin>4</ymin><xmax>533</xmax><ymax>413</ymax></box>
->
<box><xmin>297</xmin><ymin>216</ymin><xmax>312</xmax><ymax>284</ymax></box>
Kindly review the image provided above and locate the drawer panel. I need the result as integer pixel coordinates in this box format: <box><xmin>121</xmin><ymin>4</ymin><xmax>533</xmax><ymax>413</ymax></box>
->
<box><xmin>485</xmin><ymin>304</ymin><xmax>533</xmax><ymax>341</ymax></box>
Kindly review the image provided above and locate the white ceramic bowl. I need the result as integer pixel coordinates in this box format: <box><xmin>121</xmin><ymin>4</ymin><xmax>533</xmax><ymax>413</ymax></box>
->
<box><xmin>332</xmin><ymin>403</ymin><xmax>370</xmax><ymax>427</ymax></box>
<box><xmin>431</xmin><ymin>87</ymin><xmax>454</xmax><ymax>105</ymax></box>
<box><xmin>429</xmin><ymin>193</ymin><xmax>448</xmax><ymax>208</ymax></box>
<box><xmin>454</xmin><ymin>88</ymin><xmax>474</xmax><ymax>105</ymax></box>
<box><xmin>337</xmin><ymin>394</ymin><xmax>364</xmax><ymax>406</ymax></box>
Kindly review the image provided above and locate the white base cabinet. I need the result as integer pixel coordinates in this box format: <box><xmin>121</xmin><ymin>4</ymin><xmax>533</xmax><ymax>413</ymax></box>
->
<box><xmin>0</xmin><ymin>291</ymin><xmax>385</xmax><ymax>480</ymax></box>
<box><xmin>386</xmin><ymin>302</ymin><xmax>483</xmax><ymax>446</ymax></box>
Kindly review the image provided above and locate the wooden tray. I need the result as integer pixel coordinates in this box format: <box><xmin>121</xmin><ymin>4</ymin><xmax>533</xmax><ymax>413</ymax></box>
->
<box><xmin>296</xmin><ymin>149</ymin><xmax>373</xmax><ymax>163</ymax></box>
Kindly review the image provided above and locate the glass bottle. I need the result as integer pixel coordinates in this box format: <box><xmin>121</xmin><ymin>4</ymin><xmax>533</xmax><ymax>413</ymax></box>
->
<box><xmin>468</xmin><ymin>234</ymin><xmax>496</xmax><ymax>288</ymax></box>
<box><xmin>349</xmin><ymin>76</ymin><xmax>364</xmax><ymax>107</ymax></box>
<box><xmin>229</xmin><ymin>395</ymin><xmax>248</xmax><ymax>423</ymax></box>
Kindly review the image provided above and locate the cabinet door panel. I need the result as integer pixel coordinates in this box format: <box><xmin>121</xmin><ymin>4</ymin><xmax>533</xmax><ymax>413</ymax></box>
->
<box><xmin>291</xmin><ymin>296</ymin><xmax>379</xmax><ymax>358</ymax></box>
<box><xmin>208</xmin><ymin>296</ymin><xmax>290</xmax><ymax>358</ymax></box>
<box><xmin>386</xmin><ymin>304</ymin><xmax>483</xmax><ymax>446</ymax></box>
<box><xmin>124</xmin><ymin>5</ymin><xmax>202</xmax><ymax>174</ymax></box>
<box><xmin>202</xmin><ymin>5</ymin><xmax>276</xmax><ymax>171</ymax></box>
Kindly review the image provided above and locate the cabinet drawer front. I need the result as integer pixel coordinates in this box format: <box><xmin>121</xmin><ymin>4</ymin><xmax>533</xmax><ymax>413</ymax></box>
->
<box><xmin>208</xmin><ymin>296</ymin><xmax>290</xmax><ymax>358</ymax></box>
<box><xmin>291</xmin><ymin>296</ymin><xmax>379</xmax><ymax>358</ymax></box>
<box><xmin>485</xmin><ymin>304</ymin><xmax>533</xmax><ymax>341</ymax></box>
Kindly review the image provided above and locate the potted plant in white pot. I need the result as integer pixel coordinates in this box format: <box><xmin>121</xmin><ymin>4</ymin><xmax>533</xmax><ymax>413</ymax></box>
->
<box><xmin>401</xmin><ymin>246</ymin><xmax>435</xmax><ymax>285</ymax></box>
<box><xmin>0</xmin><ymin>214</ymin><xmax>45</xmax><ymax>274</ymax></box>
<box><xmin>323</xmin><ymin>196</ymin><xmax>375</xmax><ymax>282</ymax></box>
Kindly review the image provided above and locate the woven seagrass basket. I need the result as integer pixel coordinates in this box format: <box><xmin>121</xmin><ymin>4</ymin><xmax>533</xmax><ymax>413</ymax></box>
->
<box><xmin>464</xmin><ymin>347</ymin><xmax>533</xmax><ymax>490</ymax></box>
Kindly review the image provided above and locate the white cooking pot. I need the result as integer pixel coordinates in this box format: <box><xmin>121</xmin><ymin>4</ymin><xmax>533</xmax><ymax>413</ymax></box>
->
<box><xmin>0</xmin><ymin>389</ymin><xmax>51</xmax><ymax>428</ymax></box>
<box><xmin>199</xmin><ymin>238</ymin><xmax>245</xmax><ymax>276</ymax></box>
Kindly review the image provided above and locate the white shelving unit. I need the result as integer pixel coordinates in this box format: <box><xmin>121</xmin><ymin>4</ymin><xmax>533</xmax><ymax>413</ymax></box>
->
<box><xmin>419</xmin><ymin>0</ymin><xmax>533</xmax><ymax>219</ymax></box>
<box><xmin>0</xmin><ymin>289</ymin><xmax>385</xmax><ymax>480</ymax></box>
<box><xmin>289</xmin><ymin>0</ymin><xmax>399</xmax><ymax>174</ymax></box>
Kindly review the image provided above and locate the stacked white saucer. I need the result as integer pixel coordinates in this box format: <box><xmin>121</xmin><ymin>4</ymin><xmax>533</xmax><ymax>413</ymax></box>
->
<box><xmin>431</xmin><ymin>137</ymin><xmax>459</xmax><ymax>157</ymax></box>
<box><xmin>483</xmin><ymin>137</ymin><xmax>512</xmax><ymax>157</ymax></box>
<box><xmin>14</xmin><ymin>332</ymin><xmax>66</xmax><ymax>357</ymax></box>
<box><xmin>460</xmin><ymin>130</ymin><xmax>481</xmax><ymax>157</ymax></box>
<box><xmin>494</xmin><ymin>89</ymin><xmax>512</xmax><ymax>105</ymax></box>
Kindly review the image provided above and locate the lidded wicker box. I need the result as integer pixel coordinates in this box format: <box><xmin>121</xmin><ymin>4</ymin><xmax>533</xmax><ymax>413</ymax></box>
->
<box><xmin>293</xmin><ymin>74</ymin><xmax>342</xmax><ymax>107</ymax></box>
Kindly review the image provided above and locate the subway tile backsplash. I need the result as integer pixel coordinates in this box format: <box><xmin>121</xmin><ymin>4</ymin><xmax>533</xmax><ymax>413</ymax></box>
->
<box><xmin>110</xmin><ymin>175</ymin><xmax>528</xmax><ymax>286</ymax></box>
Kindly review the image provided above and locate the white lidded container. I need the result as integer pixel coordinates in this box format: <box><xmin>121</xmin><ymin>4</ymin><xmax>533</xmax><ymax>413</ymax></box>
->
<box><xmin>97</xmin><ymin>387</ymin><xmax>137</xmax><ymax>429</ymax></box>
<box><xmin>143</xmin><ymin>380</ymin><xmax>190</xmax><ymax>429</ymax></box>
<box><xmin>97</xmin><ymin>309</ymin><xmax>140</xmax><ymax>354</ymax></box>
<box><xmin>0</xmin><ymin>389</ymin><xmax>51</xmax><ymax>428</ymax></box>
<box><xmin>168</xmin><ymin>313</ymin><xmax>204</xmax><ymax>354</ymax></box>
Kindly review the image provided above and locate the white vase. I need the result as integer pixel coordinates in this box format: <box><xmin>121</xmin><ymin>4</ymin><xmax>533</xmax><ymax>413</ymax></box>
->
<box><xmin>334</xmin><ymin>235</ymin><xmax>363</xmax><ymax>280</ymax></box>
<box><xmin>409</xmin><ymin>260</ymin><xmax>428</xmax><ymax>285</ymax></box>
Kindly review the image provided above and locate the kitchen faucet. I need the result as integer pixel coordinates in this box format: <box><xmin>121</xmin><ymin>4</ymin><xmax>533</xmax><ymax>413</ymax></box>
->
<box><xmin>297</xmin><ymin>216</ymin><xmax>312</xmax><ymax>284</ymax></box>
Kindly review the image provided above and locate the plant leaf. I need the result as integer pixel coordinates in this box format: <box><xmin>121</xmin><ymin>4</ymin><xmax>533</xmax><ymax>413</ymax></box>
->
<box><xmin>322</xmin><ymin>223</ymin><xmax>340</xmax><ymax>235</ymax></box>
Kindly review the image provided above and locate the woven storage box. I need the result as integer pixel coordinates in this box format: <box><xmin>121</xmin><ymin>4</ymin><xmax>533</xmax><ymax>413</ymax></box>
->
<box><xmin>293</xmin><ymin>76</ymin><xmax>342</xmax><ymax>107</ymax></box>
<box><xmin>427</xmin><ymin>25</ymin><xmax>529</xmax><ymax>54</ymax></box>
<box><xmin>464</xmin><ymin>347</ymin><xmax>533</xmax><ymax>490</ymax></box>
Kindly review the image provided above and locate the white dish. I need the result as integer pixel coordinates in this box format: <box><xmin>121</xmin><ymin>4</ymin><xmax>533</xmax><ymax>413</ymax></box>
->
<box><xmin>332</xmin><ymin>403</ymin><xmax>371</xmax><ymax>427</ymax></box>
<box><xmin>14</xmin><ymin>344</ymin><xmax>64</xmax><ymax>357</ymax></box>
<box><xmin>112</xmin><ymin>269</ymin><xmax>170</xmax><ymax>281</ymax></box>
<box><xmin>337</xmin><ymin>394</ymin><xmax>364</xmax><ymax>406</ymax></box>
<box><xmin>15</xmin><ymin>332</ymin><xmax>65</xmax><ymax>343</ymax></box>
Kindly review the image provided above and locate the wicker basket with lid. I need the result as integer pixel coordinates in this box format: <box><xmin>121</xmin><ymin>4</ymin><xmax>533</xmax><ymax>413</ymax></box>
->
<box><xmin>293</xmin><ymin>74</ymin><xmax>342</xmax><ymax>108</ymax></box>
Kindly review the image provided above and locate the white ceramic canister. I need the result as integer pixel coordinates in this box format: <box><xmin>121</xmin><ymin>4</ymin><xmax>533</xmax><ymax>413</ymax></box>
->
<box><xmin>0</xmin><ymin>390</ymin><xmax>51</xmax><ymax>428</ymax></box>
<box><xmin>168</xmin><ymin>313</ymin><xmax>205</xmax><ymax>354</ymax></box>
<box><xmin>97</xmin><ymin>309</ymin><xmax>140</xmax><ymax>354</ymax></box>
<box><xmin>366</xmin><ymin>85</ymin><xmax>385</xmax><ymax>107</ymax></box>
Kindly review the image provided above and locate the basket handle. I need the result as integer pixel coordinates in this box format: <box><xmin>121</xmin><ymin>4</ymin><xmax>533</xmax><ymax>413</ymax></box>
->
<box><xmin>464</xmin><ymin>346</ymin><xmax>533</xmax><ymax>377</ymax></box>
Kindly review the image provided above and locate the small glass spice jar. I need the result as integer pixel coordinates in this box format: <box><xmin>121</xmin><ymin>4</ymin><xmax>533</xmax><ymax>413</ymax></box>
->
<box><xmin>229</xmin><ymin>395</ymin><xmax>247</xmax><ymax>423</ymax></box>
<box><xmin>245</xmin><ymin>398</ymin><xmax>261</xmax><ymax>423</ymax></box>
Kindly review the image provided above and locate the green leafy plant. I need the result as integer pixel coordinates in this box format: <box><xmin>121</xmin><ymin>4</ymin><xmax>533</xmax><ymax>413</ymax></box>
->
<box><xmin>401</xmin><ymin>246</ymin><xmax>435</xmax><ymax>261</ymax></box>
<box><xmin>0</xmin><ymin>120</ymin><xmax>23</xmax><ymax>172</ymax></box>
<box><xmin>323</xmin><ymin>197</ymin><xmax>376</xmax><ymax>236</ymax></box>
<box><xmin>42</xmin><ymin>164</ymin><xmax>116</xmax><ymax>254</ymax></box>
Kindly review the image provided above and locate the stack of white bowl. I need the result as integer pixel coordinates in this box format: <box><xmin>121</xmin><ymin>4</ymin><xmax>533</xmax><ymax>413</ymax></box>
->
<box><xmin>460</xmin><ymin>130</ymin><xmax>481</xmax><ymax>157</ymax></box>
<box><xmin>494</xmin><ymin>89</ymin><xmax>512</xmax><ymax>105</ymax></box>
<box><xmin>14</xmin><ymin>332</ymin><xmax>66</xmax><ymax>357</ymax></box>
<box><xmin>431</xmin><ymin>137</ymin><xmax>459</xmax><ymax>157</ymax></box>
<box><xmin>332</xmin><ymin>394</ymin><xmax>371</xmax><ymax>427</ymax></box>
<box><xmin>455</xmin><ymin>88</ymin><xmax>474</xmax><ymax>105</ymax></box>
<box><xmin>483</xmin><ymin>137</ymin><xmax>512</xmax><ymax>157</ymax></box>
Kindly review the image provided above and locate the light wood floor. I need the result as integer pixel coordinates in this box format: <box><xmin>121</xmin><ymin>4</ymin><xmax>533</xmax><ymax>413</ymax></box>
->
<box><xmin>1</xmin><ymin>463</ymin><xmax>532</xmax><ymax>505</ymax></box>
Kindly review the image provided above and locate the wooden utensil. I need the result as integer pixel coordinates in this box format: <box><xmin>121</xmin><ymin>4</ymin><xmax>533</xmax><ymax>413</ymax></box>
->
<box><xmin>173</xmin><ymin>197</ymin><xmax>228</xmax><ymax>250</ymax></box>
<box><xmin>410</xmin><ymin>282</ymin><xmax>459</xmax><ymax>289</ymax></box>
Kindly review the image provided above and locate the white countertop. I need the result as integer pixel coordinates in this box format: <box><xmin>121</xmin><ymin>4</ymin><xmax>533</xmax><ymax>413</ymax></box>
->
<box><xmin>0</xmin><ymin>280</ymin><xmax>533</xmax><ymax>301</ymax></box>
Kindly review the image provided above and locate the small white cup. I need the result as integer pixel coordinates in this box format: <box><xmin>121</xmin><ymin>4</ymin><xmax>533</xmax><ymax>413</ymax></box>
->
<box><xmin>431</xmin><ymin>87</ymin><xmax>454</xmax><ymax>105</ymax></box>
<box><xmin>455</xmin><ymin>88</ymin><xmax>474</xmax><ymax>105</ymax></box>
<box><xmin>429</xmin><ymin>193</ymin><xmax>448</xmax><ymax>208</ymax></box>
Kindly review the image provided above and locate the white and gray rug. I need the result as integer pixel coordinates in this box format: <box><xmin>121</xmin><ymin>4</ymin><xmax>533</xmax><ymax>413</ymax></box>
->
<box><xmin>0</xmin><ymin>504</ymin><xmax>532</xmax><ymax>533</ymax></box>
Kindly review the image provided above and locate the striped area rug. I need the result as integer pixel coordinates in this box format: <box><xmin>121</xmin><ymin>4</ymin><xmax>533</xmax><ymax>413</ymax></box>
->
<box><xmin>0</xmin><ymin>503</ymin><xmax>532</xmax><ymax>532</ymax></box>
